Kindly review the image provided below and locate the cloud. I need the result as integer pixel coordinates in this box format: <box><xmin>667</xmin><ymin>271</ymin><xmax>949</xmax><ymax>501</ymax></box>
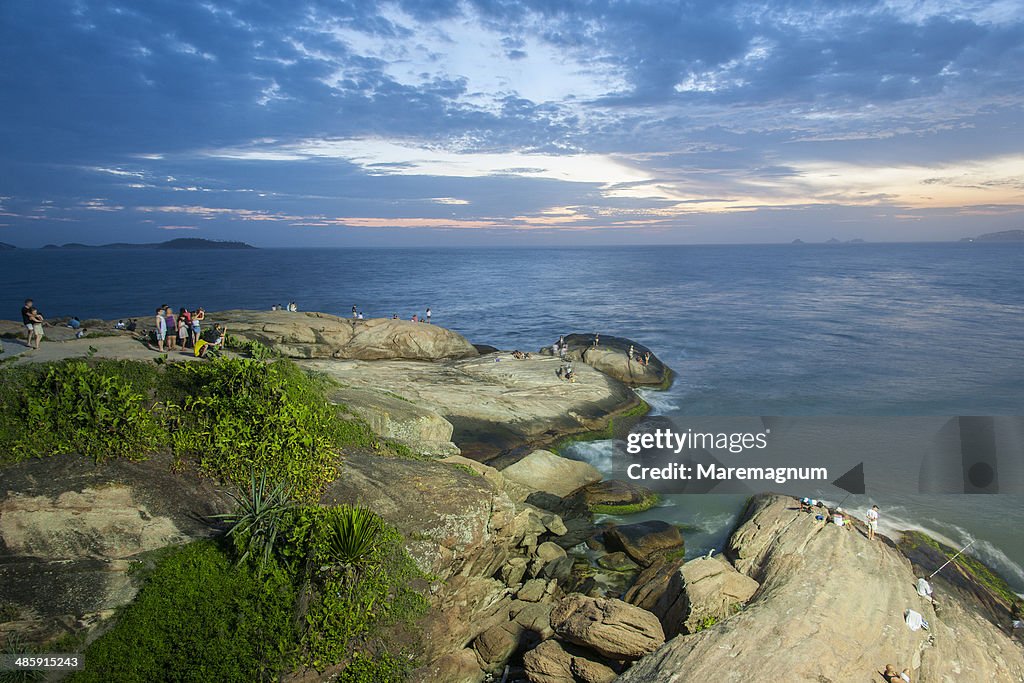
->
<box><xmin>0</xmin><ymin>0</ymin><xmax>1021</xmax><ymax>245</ymax></box>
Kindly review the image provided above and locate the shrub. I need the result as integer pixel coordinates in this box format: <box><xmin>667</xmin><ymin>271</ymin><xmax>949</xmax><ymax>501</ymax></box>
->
<box><xmin>335</xmin><ymin>652</ymin><xmax>414</xmax><ymax>683</ymax></box>
<box><xmin>0</xmin><ymin>360</ymin><xmax>161</xmax><ymax>464</ymax></box>
<box><xmin>71</xmin><ymin>541</ymin><xmax>297</xmax><ymax>683</ymax></box>
<box><xmin>274</xmin><ymin>505</ymin><xmax>429</xmax><ymax>671</ymax></box>
<box><xmin>161</xmin><ymin>358</ymin><xmax>343</xmax><ymax>500</ymax></box>
<box><xmin>215</xmin><ymin>469</ymin><xmax>294</xmax><ymax>568</ymax></box>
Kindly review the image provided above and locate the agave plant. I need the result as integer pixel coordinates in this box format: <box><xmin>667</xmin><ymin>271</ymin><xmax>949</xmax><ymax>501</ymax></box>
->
<box><xmin>0</xmin><ymin>632</ymin><xmax>45</xmax><ymax>683</ymax></box>
<box><xmin>324</xmin><ymin>505</ymin><xmax>382</xmax><ymax>572</ymax></box>
<box><xmin>213</xmin><ymin>468</ymin><xmax>293</xmax><ymax>567</ymax></box>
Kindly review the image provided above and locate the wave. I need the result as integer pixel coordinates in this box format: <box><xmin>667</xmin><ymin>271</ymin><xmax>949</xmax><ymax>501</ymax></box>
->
<box><xmin>562</xmin><ymin>439</ymin><xmax>616</xmax><ymax>475</ymax></box>
<box><xmin>635</xmin><ymin>387</ymin><xmax>681</xmax><ymax>416</ymax></box>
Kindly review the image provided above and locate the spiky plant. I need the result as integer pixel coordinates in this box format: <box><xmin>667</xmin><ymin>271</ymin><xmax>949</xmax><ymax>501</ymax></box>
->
<box><xmin>324</xmin><ymin>505</ymin><xmax>382</xmax><ymax>571</ymax></box>
<box><xmin>214</xmin><ymin>469</ymin><xmax>293</xmax><ymax>567</ymax></box>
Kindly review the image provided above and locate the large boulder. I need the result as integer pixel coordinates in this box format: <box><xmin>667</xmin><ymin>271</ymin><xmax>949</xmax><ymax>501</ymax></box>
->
<box><xmin>679</xmin><ymin>555</ymin><xmax>759</xmax><ymax>635</ymax></box>
<box><xmin>580</xmin><ymin>480</ymin><xmax>658</xmax><ymax>514</ymax></box>
<box><xmin>624</xmin><ymin>555</ymin><xmax>759</xmax><ymax>638</ymax></box>
<box><xmin>541</xmin><ymin>334</ymin><xmax>672</xmax><ymax>388</ymax></box>
<box><xmin>522</xmin><ymin>639</ymin><xmax>618</xmax><ymax>683</ymax></box>
<box><xmin>302</xmin><ymin>354</ymin><xmax>641</xmax><ymax>460</ymax></box>
<box><xmin>549</xmin><ymin>594</ymin><xmax>665</xmax><ymax>660</ymax></box>
<box><xmin>617</xmin><ymin>495</ymin><xmax>1024</xmax><ymax>682</ymax></box>
<box><xmin>330</xmin><ymin>387</ymin><xmax>458</xmax><ymax>456</ymax></box>
<box><xmin>0</xmin><ymin>454</ymin><xmax>233</xmax><ymax>643</ymax></box>
<box><xmin>500</xmin><ymin>451</ymin><xmax>603</xmax><ymax>499</ymax></box>
<box><xmin>212</xmin><ymin>310</ymin><xmax>478</xmax><ymax>360</ymax></box>
<box><xmin>603</xmin><ymin>520</ymin><xmax>683</xmax><ymax>567</ymax></box>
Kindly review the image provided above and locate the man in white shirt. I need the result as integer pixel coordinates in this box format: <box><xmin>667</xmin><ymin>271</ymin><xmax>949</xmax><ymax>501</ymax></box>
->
<box><xmin>866</xmin><ymin>505</ymin><xmax>880</xmax><ymax>540</ymax></box>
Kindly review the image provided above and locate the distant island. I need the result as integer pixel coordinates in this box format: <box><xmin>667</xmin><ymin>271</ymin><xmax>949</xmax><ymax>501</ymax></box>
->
<box><xmin>0</xmin><ymin>242</ymin><xmax>15</xmax><ymax>250</ymax></box>
<box><xmin>40</xmin><ymin>238</ymin><xmax>256</xmax><ymax>250</ymax></box>
<box><xmin>961</xmin><ymin>229</ymin><xmax>1024</xmax><ymax>242</ymax></box>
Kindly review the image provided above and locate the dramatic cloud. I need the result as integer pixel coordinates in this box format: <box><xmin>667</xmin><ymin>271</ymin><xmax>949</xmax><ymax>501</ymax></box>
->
<box><xmin>0</xmin><ymin>0</ymin><xmax>1022</xmax><ymax>245</ymax></box>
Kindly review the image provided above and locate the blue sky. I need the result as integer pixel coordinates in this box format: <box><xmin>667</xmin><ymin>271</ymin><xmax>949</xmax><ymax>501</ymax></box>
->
<box><xmin>1</xmin><ymin>0</ymin><xmax>1022</xmax><ymax>246</ymax></box>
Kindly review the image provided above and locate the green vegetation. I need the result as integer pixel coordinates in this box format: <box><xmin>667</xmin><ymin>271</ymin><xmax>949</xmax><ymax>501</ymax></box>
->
<box><xmin>0</xmin><ymin>356</ymin><xmax>385</xmax><ymax>499</ymax></box>
<box><xmin>0</xmin><ymin>355</ymin><xmax>433</xmax><ymax>682</ymax></box>
<box><xmin>214</xmin><ymin>469</ymin><xmax>294</xmax><ymax>567</ymax></box>
<box><xmin>692</xmin><ymin>614</ymin><xmax>718</xmax><ymax>632</ymax></box>
<box><xmin>70</xmin><ymin>541</ymin><xmax>297</xmax><ymax>683</ymax></box>
<box><xmin>0</xmin><ymin>632</ymin><xmax>45</xmax><ymax>683</ymax></box>
<box><xmin>160</xmin><ymin>358</ymin><xmax>347</xmax><ymax>500</ymax></box>
<box><xmin>589</xmin><ymin>492</ymin><xmax>660</xmax><ymax>515</ymax></box>
<box><xmin>225</xmin><ymin>336</ymin><xmax>280</xmax><ymax>361</ymax></box>
<box><xmin>297</xmin><ymin>506</ymin><xmax>429</xmax><ymax>670</ymax></box>
<box><xmin>0</xmin><ymin>360</ymin><xmax>161</xmax><ymax>463</ymax></box>
<box><xmin>899</xmin><ymin>530</ymin><xmax>1020</xmax><ymax>605</ymax></box>
<box><xmin>334</xmin><ymin>652</ymin><xmax>413</xmax><ymax>683</ymax></box>
<box><xmin>449</xmin><ymin>462</ymin><xmax>482</xmax><ymax>477</ymax></box>
<box><xmin>553</xmin><ymin>398</ymin><xmax>650</xmax><ymax>455</ymax></box>
<box><xmin>75</xmin><ymin>498</ymin><xmax>428</xmax><ymax>682</ymax></box>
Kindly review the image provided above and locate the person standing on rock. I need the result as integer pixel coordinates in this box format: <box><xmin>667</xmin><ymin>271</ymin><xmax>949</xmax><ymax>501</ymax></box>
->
<box><xmin>866</xmin><ymin>505</ymin><xmax>880</xmax><ymax>540</ymax></box>
<box><xmin>21</xmin><ymin>298</ymin><xmax>35</xmax><ymax>348</ymax></box>
<box><xmin>426</xmin><ymin>307</ymin><xmax>431</xmax><ymax>323</ymax></box>
<box><xmin>352</xmin><ymin>304</ymin><xmax>358</xmax><ymax>318</ymax></box>
<box><xmin>154</xmin><ymin>307</ymin><xmax>167</xmax><ymax>352</ymax></box>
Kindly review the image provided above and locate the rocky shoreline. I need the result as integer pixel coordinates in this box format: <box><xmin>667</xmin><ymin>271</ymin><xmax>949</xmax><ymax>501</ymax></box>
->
<box><xmin>1</xmin><ymin>310</ymin><xmax>1022</xmax><ymax>682</ymax></box>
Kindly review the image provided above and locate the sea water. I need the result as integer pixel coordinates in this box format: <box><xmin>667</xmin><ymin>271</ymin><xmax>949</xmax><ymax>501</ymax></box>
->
<box><xmin>3</xmin><ymin>242</ymin><xmax>1022</xmax><ymax>588</ymax></box>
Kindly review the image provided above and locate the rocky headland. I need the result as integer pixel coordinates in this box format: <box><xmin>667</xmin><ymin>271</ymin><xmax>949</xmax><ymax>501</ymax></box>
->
<box><xmin>1</xmin><ymin>310</ymin><xmax>1021</xmax><ymax>682</ymax></box>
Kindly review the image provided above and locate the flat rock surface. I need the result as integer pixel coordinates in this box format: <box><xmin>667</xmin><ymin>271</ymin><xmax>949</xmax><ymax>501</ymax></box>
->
<box><xmin>215</xmin><ymin>310</ymin><xmax>478</xmax><ymax>360</ymax></box>
<box><xmin>302</xmin><ymin>352</ymin><xmax>640</xmax><ymax>459</ymax></box>
<box><xmin>501</xmin><ymin>450</ymin><xmax>603</xmax><ymax>499</ymax></box>
<box><xmin>617</xmin><ymin>494</ymin><xmax>1024</xmax><ymax>682</ymax></box>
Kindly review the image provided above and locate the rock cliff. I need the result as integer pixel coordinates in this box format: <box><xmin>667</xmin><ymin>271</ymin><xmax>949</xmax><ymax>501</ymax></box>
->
<box><xmin>617</xmin><ymin>494</ymin><xmax>1024</xmax><ymax>682</ymax></box>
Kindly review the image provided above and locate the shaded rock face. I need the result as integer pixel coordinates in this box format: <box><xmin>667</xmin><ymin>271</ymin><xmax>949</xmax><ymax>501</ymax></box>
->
<box><xmin>302</xmin><ymin>354</ymin><xmax>640</xmax><ymax>460</ymax></box>
<box><xmin>213</xmin><ymin>310</ymin><xmax>478</xmax><ymax>360</ymax></box>
<box><xmin>623</xmin><ymin>558</ymin><xmax>687</xmax><ymax>636</ymax></box>
<box><xmin>500</xmin><ymin>450</ymin><xmax>603</xmax><ymax>500</ymax></box>
<box><xmin>618</xmin><ymin>495</ymin><xmax>1024</xmax><ymax>683</ymax></box>
<box><xmin>603</xmin><ymin>521</ymin><xmax>683</xmax><ymax>567</ymax></box>
<box><xmin>540</xmin><ymin>333</ymin><xmax>672</xmax><ymax>388</ymax></box>
<box><xmin>330</xmin><ymin>387</ymin><xmax>458</xmax><ymax>456</ymax></box>
<box><xmin>625</xmin><ymin>556</ymin><xmax>759</xmax><ymax>638</ymax></box>
<box><xmin>0</xmin><ymin>454</ymin><xmax>232</xmax><ymax>643</ymax></box>
<box><xmin>549</xmin><ymin>594</ymin><xmax>665</xmax><ymax>660</ymax></box>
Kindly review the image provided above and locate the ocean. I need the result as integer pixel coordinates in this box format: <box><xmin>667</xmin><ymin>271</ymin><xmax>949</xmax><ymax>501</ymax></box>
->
<box><xmin>3</xmin><ymin>242</ymin><xmax>1023</xmax><ymax>590</ymax></box>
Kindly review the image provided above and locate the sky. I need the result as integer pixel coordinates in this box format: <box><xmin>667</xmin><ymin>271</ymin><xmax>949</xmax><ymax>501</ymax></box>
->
<box><xmin>1</xmin><ymin>0</ymin><xmax>1023</xmax><ymax>247</ymax></box>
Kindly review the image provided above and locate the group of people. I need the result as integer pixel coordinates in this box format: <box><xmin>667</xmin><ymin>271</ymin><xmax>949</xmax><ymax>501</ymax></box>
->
<box><xmin>626</xmin><ymin>344</ymin><xmax>653</xmax><ymax>366</ymax></box>
<box><xmin>152</xmin><ymin>305</ymin><xmax>224</xmax><ymax>357</ymax></box>
<box><xmin>798</xmin><ymin>498</ymin><xmax>881</xmax><ymax>539</ymax></box>
<box><xmin>353</xmin><ymin>305</ymin><xmax>431</xmax><ymax>322</ymax></box>
<box><xmin>270</xmin><ymin>302</ymin><xmax>299</xmax><ymax>312</ymax></box>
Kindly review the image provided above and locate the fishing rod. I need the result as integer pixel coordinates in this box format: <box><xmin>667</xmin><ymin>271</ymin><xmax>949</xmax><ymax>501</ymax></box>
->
<box><xmin>928</xmin><ymin>539</ymin><xmax>977</xmax><ymax>580</ymax></box>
